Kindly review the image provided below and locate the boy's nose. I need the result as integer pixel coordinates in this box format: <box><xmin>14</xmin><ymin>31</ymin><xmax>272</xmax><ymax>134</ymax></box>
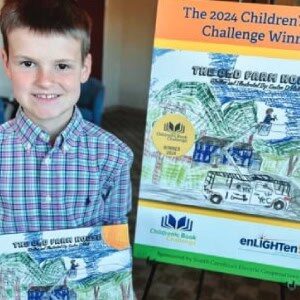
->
<box><xmin>35</xmin><ymin>69</ymin><xmax>55</xmax><ymax>87</ymax></box>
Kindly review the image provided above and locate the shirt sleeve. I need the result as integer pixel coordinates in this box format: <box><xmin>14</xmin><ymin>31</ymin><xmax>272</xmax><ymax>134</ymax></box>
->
<box><xmin>102</xmin><ymin>150</ymin><xmax>133</xmax><ymax>225</ymax></box>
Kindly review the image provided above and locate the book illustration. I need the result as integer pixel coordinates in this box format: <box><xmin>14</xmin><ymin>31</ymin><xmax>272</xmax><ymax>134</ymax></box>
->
<box><xmin>140</xmin><ymin>50</ymin><xmax>300</xmax><ymax>222</ymax></box>
<box><xmin>0</xmin><ymin>225</ymin><xmax>134</xmax><ymax>300</ymax></box>
<box><xmin>204</xmin><ymin>171</ymin><xmax>291</xmax><ymax>210</ymax></box>
<box><xmin>134</xmin><ymin>0</ymin><xmax>300</xmax><ymax>286</ymax></box>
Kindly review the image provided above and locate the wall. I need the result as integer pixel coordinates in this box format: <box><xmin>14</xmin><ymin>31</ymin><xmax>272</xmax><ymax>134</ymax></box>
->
<box><xmin>119</xmin><ymin>0</ymin><xmax>157</xmax><ymax>110</ymax></box>
<box><xmin>102</xmin><ymin>0</ymin><xmax>124</xmax><ymax>108</ymax></box>
<box><xmin>103</xmin><ymin>0</ymin><xmax>157</xmax><ymax>109</ymax></box>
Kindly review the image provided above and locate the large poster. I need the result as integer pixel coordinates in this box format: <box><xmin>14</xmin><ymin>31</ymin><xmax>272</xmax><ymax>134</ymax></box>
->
<box><xmin>134</xmin><ymin>0</ymin><xmax>300</xmax><ymax>285</ymax></box>
<box><xmin>0</xmin><ymin>224</ymin><xmax>133</xmax><ymax>300</ymax></box>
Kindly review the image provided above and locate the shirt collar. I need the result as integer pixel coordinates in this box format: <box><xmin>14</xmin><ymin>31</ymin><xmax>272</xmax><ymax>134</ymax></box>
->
<box><xmin>59</xmin><ymin>106</ymin><xmax>84</xmax><ymax>149</ymax></box>
<box><xmin>15</xmin><ymin>106</ymin><xmax>84</xmax><ymax>150</ymax></box>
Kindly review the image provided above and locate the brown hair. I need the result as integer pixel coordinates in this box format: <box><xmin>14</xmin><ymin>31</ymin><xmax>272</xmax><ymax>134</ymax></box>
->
<box><xmin>0</xmin><ymin>0</ymin><xmax>92</xmax><ymax>61</ymax></box>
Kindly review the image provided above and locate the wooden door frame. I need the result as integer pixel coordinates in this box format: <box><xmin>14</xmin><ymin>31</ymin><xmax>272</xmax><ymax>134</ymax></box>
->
<box><xmin>78</xmin><ymin>0</ymin><xmax>104</xmax><ymax>80</ymax></box>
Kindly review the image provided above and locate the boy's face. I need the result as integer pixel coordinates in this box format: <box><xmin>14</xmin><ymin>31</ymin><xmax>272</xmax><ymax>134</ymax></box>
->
<box><xmin>1</xmin><ymin>27</ymin><xmax>91</xmax><ymax>128</ymax></box>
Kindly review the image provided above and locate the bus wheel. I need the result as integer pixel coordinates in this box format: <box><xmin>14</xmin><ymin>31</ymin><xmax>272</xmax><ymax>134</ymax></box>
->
<box><xmin>273</xmin><ymin>200</ymin><xmax>284</xmax><ymax>210</ymax></box>
<box><xmin>210</xmin><ymin>194</ymin><xmax>222</xmax><ymax>204</ymax></box>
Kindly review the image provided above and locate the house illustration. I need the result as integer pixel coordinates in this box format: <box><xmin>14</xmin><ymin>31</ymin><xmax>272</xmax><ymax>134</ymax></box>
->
<box><xmin>193</xmin><ymin>136</ymin><xmax>262</xmax><ymax>170</ymax></box>
<box><xmin>27</xmin><ymin>285</ymin><xmax>77</xmax><ymax>300</ymax></box>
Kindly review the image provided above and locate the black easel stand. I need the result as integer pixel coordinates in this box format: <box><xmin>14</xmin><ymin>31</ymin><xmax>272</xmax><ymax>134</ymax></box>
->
<box><xmin>195</xmin><ymin>270</ymin><xmax>206</xmax><ymax>300</ymax></box>
<box><xmin>281</xmin><ymin>281</ymin><xmax>297</xmax><ymax>300</ymax></box>
<box><xmin>141</xmin><ymin>259</ymin><xmax>298</xmax><ymax>300</ymax></box>
<box><xmin>141</xmin><ymin>259</ymin><xmax>158</xmax><ymax>300</ymax></box>
<box><xmin>141</xmin><ymin>259</ymin><xmax>206</xmax><ymax>300</ymax></box>
<box><xmin>280</xmin><ymin>285</ymin><xmax>286</xmax><ymax>300</ymax></box>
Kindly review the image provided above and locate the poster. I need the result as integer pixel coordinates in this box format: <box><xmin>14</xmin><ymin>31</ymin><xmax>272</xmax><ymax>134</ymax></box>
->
<box><xmin>0</xmin><ymin>224</ymin><xmax>133</xmax><ymax>300</ymax></box>
<box><xmin>134</xmin><ymin>0</ymin><xmax>300</xmax><ymax>285</ymax></box>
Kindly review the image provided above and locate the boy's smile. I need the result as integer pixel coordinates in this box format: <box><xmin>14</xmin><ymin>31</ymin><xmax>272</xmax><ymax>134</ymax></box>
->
<box><xmin>2</xmin><ymin>27</ymin><xmax>91</xmax><ymax>136</ymax></box>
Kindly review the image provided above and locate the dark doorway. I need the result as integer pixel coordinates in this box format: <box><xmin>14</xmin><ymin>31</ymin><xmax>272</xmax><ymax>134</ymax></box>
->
<box><xmin>77</xmin><ymin>0</ymin><xmax>104</xmax><ymax>80</ymax></box>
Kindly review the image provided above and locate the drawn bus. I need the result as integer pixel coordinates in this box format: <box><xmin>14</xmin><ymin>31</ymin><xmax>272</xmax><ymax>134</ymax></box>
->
<box><xmin>203</xmin><ymin>171</ymin><xmax>292</xmax><ymax>210</ymax></box>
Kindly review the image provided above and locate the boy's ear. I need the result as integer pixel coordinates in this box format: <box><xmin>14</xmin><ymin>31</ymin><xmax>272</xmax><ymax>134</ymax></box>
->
<box><xmin>1</xmin><ymin>48</ymin><xmax>12</xmax><ymax>79</ymax></box>
<box><xmin>80</xmin><ymin>53</ymin><xmax>92</xmax><ymax>83</ymax></box>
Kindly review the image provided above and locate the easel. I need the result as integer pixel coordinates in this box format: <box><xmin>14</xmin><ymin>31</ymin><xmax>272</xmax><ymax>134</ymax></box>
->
<box><xmin>140</xmin><ymin>0</ymin><xmax>299</xmax><ymax>298</ymax></box>
<box><xmin>141</xmin><ymin>259</ymin><xmax>205</xmax><ymax>300</ymax></box>
<box><xmin>141</xmin><ymin>259</ymin><xmax>297</xmax><ymax>300</ymax></box>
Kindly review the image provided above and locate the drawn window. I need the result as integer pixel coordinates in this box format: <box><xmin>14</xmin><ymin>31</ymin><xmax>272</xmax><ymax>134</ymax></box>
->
<box><xmin>274</xmin><ymin>183</ymin><xmax>290</xmax><ymax>196</ymax></box>
<box><xmin>255</xmin><ymin>182</ymin><xmax>273</xmax><ymax>193</ymax></box>
<box><xmin>213</xmin><ymin>175</ymin><xmax>229</xmax><ymax>189</ymax></box>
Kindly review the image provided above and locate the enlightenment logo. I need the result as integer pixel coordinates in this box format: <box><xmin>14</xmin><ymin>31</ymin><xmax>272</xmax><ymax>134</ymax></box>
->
<box><xmin>240</xmin><ymin>236</ymin><xmax>300</xmax><ymax>256</ymax></box>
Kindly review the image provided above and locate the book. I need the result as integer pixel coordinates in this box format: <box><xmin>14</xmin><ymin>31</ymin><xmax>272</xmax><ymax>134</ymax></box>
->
<box><xmin>0</xmin><ymin>224</ymin><xmax>133</xmax><ymax>300</ymax></box>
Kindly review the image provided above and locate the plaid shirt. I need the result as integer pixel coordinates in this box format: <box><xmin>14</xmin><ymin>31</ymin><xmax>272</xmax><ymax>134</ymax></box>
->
<box><xmin>0</xmin><ymin>107</ymin><xmax>133</xmax><ymax>234</ymax></box>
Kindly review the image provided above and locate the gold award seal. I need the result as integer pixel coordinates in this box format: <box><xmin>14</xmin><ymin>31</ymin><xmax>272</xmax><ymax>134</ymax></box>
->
<box><xmin>151</xmin><ymin>114</ymin><xmax>195</xmax><ymax>157</ymax></box>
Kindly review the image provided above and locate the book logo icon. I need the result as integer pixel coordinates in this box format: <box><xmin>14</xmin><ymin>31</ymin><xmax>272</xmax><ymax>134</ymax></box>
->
<box><xmin>164</xmin><ymin>122</ymin><xmax>185</xmax><ymax>133</ymax></box>
<box><xmin>161</xmin><ymin>214</ymin><xmax>193</xmax><ymax>231</ymax></box>
<box><xmin>151</xmin><ymin>114</ymin><xmax>195</xmax><ymax>157</ymax></box>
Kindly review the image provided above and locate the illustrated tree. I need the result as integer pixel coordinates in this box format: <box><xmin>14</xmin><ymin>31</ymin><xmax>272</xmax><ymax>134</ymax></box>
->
<box><xmin>151</xmin><ymin>81</ymin><xmax>226</xmax><ymax>184</ymax></box>
<box><xmin>93</xmin><ymin>285</ymin><xmax>100</xmax><ymax>300</ymax></box>
<box><xmin>253</xmin><ymin>139</ymin><xmax>300</xmax><ymax>176</ymax></box>
<box><xmin>13</xmin><ymin>277</ymin><xmax>20</xmax><ymax>300</ymax></box>
<box><xmin>0</xmin><ymin>270</ymin><xmax>5</xmax><ymax>300</ymax></box>
<box><xmin>120</xmin><ymin>281</ymin><xmax>132</xmax><ymax>300</ymax></box>
<box><xmin>150</xmin><ymin>80</ymin><xmax>259</xmax><ymax>184</ymax></box>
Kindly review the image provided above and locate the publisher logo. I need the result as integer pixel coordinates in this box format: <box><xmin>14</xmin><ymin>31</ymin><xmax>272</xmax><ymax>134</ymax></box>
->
<box><xmin>164</xmin><ymin>122</ymin><xmax>185</xmax><ymax>133</ymax></box>
<box><xmin>239</xmin><ymin>236</ymin><xmax>300</xmax><ymax>257</ymax></box>
<box><xmin>161</xmin><ymin>214</ymin><xmax>193</xmax><ymax>231</ymax></box>
<box><xmin>151</xmin><ymin>114</ymin><xmax>195</xmax><ymax>157</ymax></box>
<box><xmin>150</xmin><ymin>214</ymin><xmax>196</xmax><ymax>246</ymax></box>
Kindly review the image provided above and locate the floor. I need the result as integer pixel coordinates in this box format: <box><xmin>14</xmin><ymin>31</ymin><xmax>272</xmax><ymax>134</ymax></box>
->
<box><xmin>102</xmin><ymin>108</ymin><xmax>300</xmax><ymax>300</ymax></box>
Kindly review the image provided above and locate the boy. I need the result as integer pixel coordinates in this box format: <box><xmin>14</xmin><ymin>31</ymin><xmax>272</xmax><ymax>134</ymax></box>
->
<box><xmin>0</xmin><ymin>0</ymin><xmax>133</xmax><ymax>234</ymax></box>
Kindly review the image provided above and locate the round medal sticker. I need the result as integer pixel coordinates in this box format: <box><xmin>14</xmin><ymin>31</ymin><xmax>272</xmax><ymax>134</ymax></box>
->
<box><xmin>151</xmin><ymin>114</ymin><xmax>195</xmax><ymax>157</ymax></box>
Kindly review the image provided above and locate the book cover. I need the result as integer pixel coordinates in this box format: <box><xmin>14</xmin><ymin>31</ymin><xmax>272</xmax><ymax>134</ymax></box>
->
<box><xmin>0</xmin><ymin>224</ymin><xmax>133</xmax><ymax>300</ymax></box>
<box><xmin>134</xmin><ymin>0</ymin><xmax>300</xmax><ymax>285</ymax></box>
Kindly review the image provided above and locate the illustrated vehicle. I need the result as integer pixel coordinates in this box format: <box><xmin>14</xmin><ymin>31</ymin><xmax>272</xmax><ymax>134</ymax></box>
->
<box><xmin>203</xmin><ymin>171</ymin><xmax>292</xmax><ymax>210</ymax></box>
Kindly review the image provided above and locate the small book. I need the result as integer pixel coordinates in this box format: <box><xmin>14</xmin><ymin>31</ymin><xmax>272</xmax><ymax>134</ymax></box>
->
<box><xmin>0</xmin><ymin>224</ymin><xmax>134</xmax><ymax>300</ymax></box>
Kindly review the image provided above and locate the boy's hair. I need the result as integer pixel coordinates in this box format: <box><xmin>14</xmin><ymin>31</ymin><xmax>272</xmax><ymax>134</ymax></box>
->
<box><xmin>0</xmin><ymin>0</ymin><xmax>92</xmax><ymax>61</ymax></box>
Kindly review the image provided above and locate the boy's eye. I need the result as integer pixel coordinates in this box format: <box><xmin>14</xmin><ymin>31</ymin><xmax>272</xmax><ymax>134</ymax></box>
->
<box><xmin>57</xmin><ymin>63</ymin><xmax>70</xmax><ymax>70</ymax></box>
<box><xmin>21</xmin><ymin>61</ymin><xmax>34</xmax><ymax>68</ymax></box>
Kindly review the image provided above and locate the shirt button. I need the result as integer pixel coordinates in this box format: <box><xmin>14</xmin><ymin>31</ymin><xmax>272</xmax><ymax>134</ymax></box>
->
<box><xmin>40</xmin><ymin>133</ymin><xmax>46</xmax><ymax>141</ymax></box>
<box><xmin>44</xmin><ymin>157</ymin><xmax>51</xmax><ymax>165</ymax></box>
<box><xmin>25</xmin><ymin>143</ymin><xmax>31</xmax><ymax>150</ymax></box>
<box><xmin>45</xmin><ymin>195</ymin><xmax>51</xmax><ymax>202</ymax></box>
<box><xmin>63</xmin><ymin>144</ymin><xmax>69</xmax><ymax>152</ymax></box>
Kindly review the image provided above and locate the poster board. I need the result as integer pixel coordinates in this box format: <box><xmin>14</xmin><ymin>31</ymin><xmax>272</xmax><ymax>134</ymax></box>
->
<box><xmin>0</xmin><ymin>224</ymin><xmax>133</xmax><ymax>300</ymax></box>
<box><xmin>134</xmin><ymin>0</ymin><xmax>300</xmax><ymax>286</ymax></box>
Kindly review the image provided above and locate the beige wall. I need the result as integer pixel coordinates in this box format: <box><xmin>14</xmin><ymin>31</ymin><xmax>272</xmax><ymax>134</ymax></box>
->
<box><xmin>103</xmin><ymin>0</ymin><xmax>157</xmax><ymax>109</ymax></box>
<box><xmin>102</xmin><ymin>0</ymin><xmax>124</xmax><ymax>108</ymax></box>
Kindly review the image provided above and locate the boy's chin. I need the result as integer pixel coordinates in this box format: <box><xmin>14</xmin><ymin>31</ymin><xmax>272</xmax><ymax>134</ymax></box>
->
<box><xmin>23</xmin><ymin>107</ymin><xmax>73</xmax><ymax>122</ymax></box>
